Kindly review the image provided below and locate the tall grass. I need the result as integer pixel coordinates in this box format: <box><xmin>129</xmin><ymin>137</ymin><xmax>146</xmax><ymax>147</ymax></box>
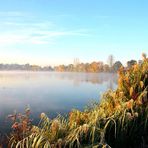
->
<box><xmin>8</xmin><ymin>54</ymin><xmax>148</xmax><ymax>148</ymax></box>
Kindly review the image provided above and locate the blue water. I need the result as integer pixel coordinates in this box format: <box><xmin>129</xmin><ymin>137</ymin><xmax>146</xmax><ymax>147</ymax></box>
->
<box><xmin>0</xmin><ymin>71</ymin><xmax>117</xmax><ymax>133</ymax></box>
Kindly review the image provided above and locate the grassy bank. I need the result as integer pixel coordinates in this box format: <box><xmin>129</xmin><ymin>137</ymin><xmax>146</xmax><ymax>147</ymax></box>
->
<box><xmin>5</xmin><ymin>55</ymin><xmax>148</xmax><ymax>148</ymax></box>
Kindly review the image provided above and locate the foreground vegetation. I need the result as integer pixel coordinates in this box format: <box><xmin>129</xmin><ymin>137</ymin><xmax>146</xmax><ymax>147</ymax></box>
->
<box><xmin>4</xmin><ymin>54</ymin><xmax>148</xmax><ymax>147</ymax></box>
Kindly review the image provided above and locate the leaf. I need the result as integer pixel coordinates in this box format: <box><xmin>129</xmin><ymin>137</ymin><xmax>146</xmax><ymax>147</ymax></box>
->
<box><xmin>130</xmin><ymin>87</ymin><xmax>133</xmax><ymax>96</ymax></box>
<box><xmin>140</xmin><ymin>81</ymin><xmax>144</xmax><ymax>88</ymax></box>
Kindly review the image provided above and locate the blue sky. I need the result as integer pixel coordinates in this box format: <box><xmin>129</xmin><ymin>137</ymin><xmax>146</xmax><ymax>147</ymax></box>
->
<box><xmin>0</xmin><ymin>0</ymin><xmax>147</xmax><ymax>66</ymax></box>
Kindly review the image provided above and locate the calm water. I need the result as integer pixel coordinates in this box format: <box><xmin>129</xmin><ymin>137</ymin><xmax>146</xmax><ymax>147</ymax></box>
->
<box><xmin>0</xmin><ymin>71</ymin><xmax>117</xmax><ymax>133</ymax></box>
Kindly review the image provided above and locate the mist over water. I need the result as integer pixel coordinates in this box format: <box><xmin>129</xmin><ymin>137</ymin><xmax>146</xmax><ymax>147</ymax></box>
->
<box><xmin>0</xmin><ymin>71</ymin><xmax>117</xmax><ymax>133</ymax></box>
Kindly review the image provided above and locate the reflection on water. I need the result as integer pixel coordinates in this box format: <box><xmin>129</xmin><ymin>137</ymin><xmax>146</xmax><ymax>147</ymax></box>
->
<box><xmin>0</xmin><ymin>71</ymin><xmax>117</xmax><ymax>133</ymax></box>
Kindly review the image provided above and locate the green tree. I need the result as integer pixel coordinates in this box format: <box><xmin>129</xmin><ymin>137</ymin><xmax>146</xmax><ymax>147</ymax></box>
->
<box><xmin>113</xmin><ymin>61</ymin><xmax>123</xmax><ymax>72</ymax></box>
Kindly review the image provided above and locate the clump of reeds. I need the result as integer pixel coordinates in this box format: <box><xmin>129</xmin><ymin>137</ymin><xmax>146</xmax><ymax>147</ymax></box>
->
<box><xmin>7</xmin><ymin>107</ymin><xmax>32</xmax><ymax>147</ymax></box>
<box><xmin>8</xmin><ymin>54</ymin><xmax>148</xmax><ymax>148</ymax></box>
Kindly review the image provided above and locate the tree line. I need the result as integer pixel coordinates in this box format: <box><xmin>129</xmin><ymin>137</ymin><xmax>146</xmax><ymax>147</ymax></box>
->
<box><xmin>54</xmin><ymin>55</ymin><xmax>141</xmax><ymax>73</ymax></box>
<box><xmin>0</xmin><ymin>63</ymin><xmax>53</xmax><ymax>71</ymax></box>
<box><xmin>0</xmin><ymin>55</ymin><xmax>143</xmax><ymax>72</ymax></box>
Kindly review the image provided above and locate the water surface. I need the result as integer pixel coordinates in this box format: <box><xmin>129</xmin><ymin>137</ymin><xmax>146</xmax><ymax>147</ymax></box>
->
<box><xmin>0</xmin><ymin>71</ymin><xmax>117</xmax><ymax>133</ymax></box>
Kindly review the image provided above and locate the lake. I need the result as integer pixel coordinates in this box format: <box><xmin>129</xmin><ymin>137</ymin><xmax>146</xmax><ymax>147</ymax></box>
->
<box><xmin>0</xmin><ymin>71</ymin><xmax>117</xmax><ymax>133</ymax></box>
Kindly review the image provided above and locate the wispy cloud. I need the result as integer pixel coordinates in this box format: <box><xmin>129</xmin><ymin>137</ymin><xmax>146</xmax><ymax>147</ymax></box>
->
<box><xmin>0</xmin><ymin>11</ymin><xmax>27</xmax><ymax>17</ymax></box>
<box><xmin>0</xmin><ymin>22</ymin><xmax>88</xmax><ymax>45</ymax></box>
<box><xmin>31</xmin><ymin>30</ymin><xmax>89</xmax><ymax>37</ymax></box>
<box><xmin>0</xmin><ymin>30</ymin><xmax>89</xmax><ymax>45</ymax></box>
<box><xmin>0</xmin><ymin>11</ymin><xmax>90</xmax><ymax>45</ymax></box>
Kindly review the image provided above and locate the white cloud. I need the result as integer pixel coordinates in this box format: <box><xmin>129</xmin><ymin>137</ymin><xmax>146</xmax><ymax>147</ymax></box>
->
<box><xmin>0</xmin><ymin>11</ymin><xmax>90</xmax><ymax>45</ymax></box>
<box><xmin>0</xmin><ymin>29</ymin><xmax>88</xmax><ymax>45</ymax></box>
<box><xmin>0</xmin><ymin>34</ymin><xmax>26</xmax><ymax>44</ymax></box>
<box><xmin>32</xmin><ymin>30</ymin><xmax>89</xmax><ymax>37</ymax></box>
<box><xmin>0</xmin><ymin>33</ymin><xmax>54</xmax><ymax>45</ymax></box>
<box><xmin>0</xmin><ymin>26</ymin><xmax>89</xmax><ymax>45</ymax></box>
<box><xmin>0</xmin><ymin>11</ymin><xmax>26</xmax><ymax>17</ymax></box>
